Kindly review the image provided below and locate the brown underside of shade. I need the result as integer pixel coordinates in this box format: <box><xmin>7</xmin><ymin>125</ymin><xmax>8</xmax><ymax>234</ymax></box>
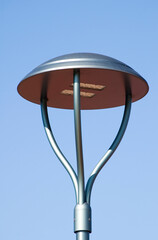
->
<box><xmin>17</xmin><ymin>68</ymin><xmax>148</xmax><ymax>109</ymax></box>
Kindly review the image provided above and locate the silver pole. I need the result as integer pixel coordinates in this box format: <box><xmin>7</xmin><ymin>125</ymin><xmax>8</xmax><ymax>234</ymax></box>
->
<box><xmin>73</xmin><ymin>70</ymin><xmax>90</xmax><ymax>240</ymax></box>
<box><xmin>73</xmin><ymin>69</ymin><xmax>85</xmax><ymax>204</ymax></box>
<box><xmin>41</xmin><ymin>74</ymin><xmax>132</xmax><ymax>240</ymax></box>
<box><xmin>76</xmin><ymin>232</ymin><xmax>89</xmax><ymax>240</ymax></box>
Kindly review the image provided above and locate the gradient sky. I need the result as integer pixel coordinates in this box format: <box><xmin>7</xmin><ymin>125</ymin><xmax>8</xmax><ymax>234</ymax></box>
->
<box><xmin>1</xmin><ymin>1</ymin><xmax>158</xmax><ymax>240</ymax></box>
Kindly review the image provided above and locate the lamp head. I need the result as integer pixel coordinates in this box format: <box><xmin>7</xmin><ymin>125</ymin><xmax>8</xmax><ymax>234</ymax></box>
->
<box><xmin>17</xmin><ymin>53</ymin><xmax>149</xmax><ymax>109</ymax></box>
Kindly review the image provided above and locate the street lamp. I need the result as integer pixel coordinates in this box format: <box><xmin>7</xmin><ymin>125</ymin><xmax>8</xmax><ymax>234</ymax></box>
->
<box><xmin>17</xmin><ymin>53</ymin><xmax>149</xmax><ymax>240</ymax></box>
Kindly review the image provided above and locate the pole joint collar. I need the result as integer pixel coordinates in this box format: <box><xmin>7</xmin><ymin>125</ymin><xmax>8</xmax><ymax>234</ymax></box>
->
<box><xmin>74</xmin><ymin>203</ymin><xmax>91</xmax><ymax>233</ymax></box>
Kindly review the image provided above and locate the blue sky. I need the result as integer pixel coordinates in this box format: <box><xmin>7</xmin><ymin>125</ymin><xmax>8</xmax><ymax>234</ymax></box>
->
<box><xmin>1</xmin><ymin>1</ymin><xmax>158</xmax><ymax>240</ymax></box>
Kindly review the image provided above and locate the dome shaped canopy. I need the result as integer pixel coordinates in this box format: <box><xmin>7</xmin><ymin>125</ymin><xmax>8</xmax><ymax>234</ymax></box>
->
<box><xmin>17</xmin><ymin>53</ymin><xmax>149</xmax><ymax>109</ymax></box>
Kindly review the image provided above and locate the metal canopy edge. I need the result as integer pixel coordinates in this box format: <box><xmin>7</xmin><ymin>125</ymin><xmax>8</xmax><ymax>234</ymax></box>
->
<box><xmin>17</xmin><ymin>53</ymin><xmax>149</xmax><ymax>109</ymax></box>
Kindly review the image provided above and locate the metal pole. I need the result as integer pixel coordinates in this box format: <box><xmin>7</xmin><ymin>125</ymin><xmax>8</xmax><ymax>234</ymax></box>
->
<box><xmin>73</xmin><ymin>69</ymin><xmax>85</xmax><ymax>205</ymax></box>
<box><xmin>41</xmin><ymin>73</ymin><xmax>132</xmax><ymax>240</ymax></box>
<box><xmin>73</xmin><ymin>69</ymin><xmax>91</xmax><ymax>240</ymax></box>
<box><xmin>76</xmin><ymin>232</ymin><xmax>89</xmax><ymax>240</ymax></box>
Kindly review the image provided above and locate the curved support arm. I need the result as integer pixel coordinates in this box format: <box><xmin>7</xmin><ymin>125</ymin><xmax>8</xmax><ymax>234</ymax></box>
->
<box><xmin>73</xmin><ymin>69</ymin><xmax>85</xmax><ymax>204</ymax></box>
<box><xmin>41</xmin><ymin>98</ymin><xmax>78</xmax><ymax>201</ymax></box>
<box><xmin>86</xmin><ymin>93</ymin><xmax>132</xmax><ymax>204</ymax></box>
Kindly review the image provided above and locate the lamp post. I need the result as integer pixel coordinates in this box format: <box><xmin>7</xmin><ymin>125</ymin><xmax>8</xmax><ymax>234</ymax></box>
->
<box><xmin>17</xmin><ymin>53</ymin><xmax>149</xmax><ymax>240</ymax></box>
